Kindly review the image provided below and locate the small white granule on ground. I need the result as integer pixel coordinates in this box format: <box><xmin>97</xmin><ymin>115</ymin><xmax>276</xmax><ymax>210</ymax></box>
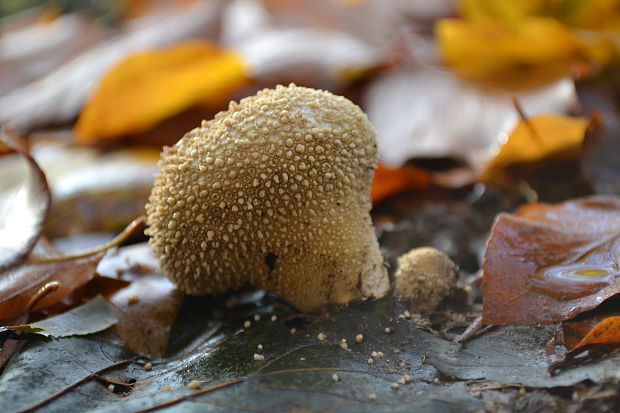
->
<box><xmin>187</xmin><ymin>380</ymin><xmax>201</xmax><ymax>389</ymax></box>
<box><xmin>253</xmin><ymin>353</ymin><xmax>265</xmax><ymax>361</ymax></box>
<box><xmin>355</xmin><ymin>334</ymin><xmax>364</xmax><ymax>343</ymax></box>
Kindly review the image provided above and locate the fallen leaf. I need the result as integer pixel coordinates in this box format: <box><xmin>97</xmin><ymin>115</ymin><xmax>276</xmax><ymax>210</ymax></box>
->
<box><xmin>364</xmin><ymin>67</ymin><xmax>577</xmax><ymax>169</ymax></box>
<box><xmin>481</xmin><ymin>195</ymin><xmax>620</xmax><ymax>325</ymax></box>
<box><xmin>559</xmin><ymin>298</ymin><xmax>620</xmax><ymax>351</ymax></box>
<box><xmin>75</xmin><ymin>40</ymin><xmax>248</xmax><ymax>143</ymax></box>
<box><xmin>0</xmin><ymin>127</ymin><xmax>50</xmax><ymax>272</ymax></box>
<box><xmin>97</xmin><ymin>243</ymin><xmax>184</xmax><ymax>358</ymax></box>
<box><xmin>371</xmin><ymin>163</ymin><xmax>432</xmax><ymax>204</ymax></box>
<box><xmin>480</xmin><ymin>113</ymin><xmax>590</xmax><ymax>189</ymax></box>
<box><xmin>0</xmin><ymin>140</ymin><xmax>159</xmax><ymax>238</ymax></box>
<box><xmin>0</xmin><ymin>252</ymin><xmax>105</xmax><ymax>320</ymax></box>
<box><xmin>8</xmin><ymin>295</ymin><xmax>116</xmax><ymax>338</ymax></box>
<box><xmin>0</xmin><ymin>217</ymin><xmax>145</xmax><ymax>320</ymax></box>
<box><xmin>436</xmin><ymin>16</ymin><xmax>581</xmax><ymax>89</ymax></box>
<box><xmin>0</xmin><ymin>0</ymin><xmax>223</xmax><ymax>132</ymax></box>
<box><xmin>2</xmin><ymin>293</ymin><xmax>619</xmax><ymax>413</ymax></box>
<box><xmin>0</xmin><ymin>11</ymin><xmax>102</xmax><ymax>95</ymax></box>
<box><xmin>222</xmin><ymin>0</ymin><xmax>388</xmax><ymax>89</ymax></box>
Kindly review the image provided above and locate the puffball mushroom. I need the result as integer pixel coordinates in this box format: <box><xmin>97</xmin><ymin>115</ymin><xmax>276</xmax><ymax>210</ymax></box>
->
<box><xmin>394</xmin><ymin>247</ymin><xmax>457</xmax><ymax>314</ymax></box>
<box><xmin>145</xmin><ymin>84</ymin><xmax>389</xmax><ymax>312</ymax></box>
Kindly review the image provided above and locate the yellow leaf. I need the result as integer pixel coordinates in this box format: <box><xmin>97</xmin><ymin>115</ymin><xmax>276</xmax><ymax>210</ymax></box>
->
<box><xmin>460</xmin><ymin>0</ymin><xmax>547</xmax><ymax>26</ymax></box>
<box><xmin>557</xmin><ymin>0</ymin><xmax>620</xmax><ymax>29</ymax></box>
<box><xmin>436</xmin><ymin>16</ymin><xmax>580</xmax><ymax>89</ymax></box>
<box><xmin>480</xmin><ymin>114</ymin><xmax>589</xmax><ymax>187</ymax></box>
<box><xmin>75</xmin><ymin>41</ymin><xmax>248</xmax><ymax>143</ymax></box>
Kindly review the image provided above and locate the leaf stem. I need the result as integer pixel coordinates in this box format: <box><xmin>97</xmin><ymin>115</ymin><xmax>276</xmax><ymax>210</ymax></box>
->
<box><xmin>25</xmin><ymin>216</ymin><xmax>146</xmax><ymax>264</ymax></box>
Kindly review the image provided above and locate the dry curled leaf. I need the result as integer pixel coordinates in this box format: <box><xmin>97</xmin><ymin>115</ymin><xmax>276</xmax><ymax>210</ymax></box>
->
<box><xmin>0</xmin><ymin>252</ymin><xmax>105</xmax><ymax>320</ymax></box>
<box><xmin>480</xmin><ymin>113</ymin><xmax>590</xmax><ymax>188</ymax></box>
<box><xmin>0</xmin><ymin>217</ymin><xmax>145</xmax><ymax>320</ymax></box>
<box><xmin>97</xmin><ymin>243</ymin><xmax>184</xmax><ymax>358</ymax></box>
<box><xmin>0</xmin><ymin>127</ymin><xmax>50</xmax><ymax>272</ymax></box>
<box><xmin>75</xmin><ymin>40</ymin><xmax>248</xmax><ymax>143</ymax></box>
<box><xmin>481</xmin><ymin>195</ymin><xmax>620</xmax><ymax>325</ymax></box>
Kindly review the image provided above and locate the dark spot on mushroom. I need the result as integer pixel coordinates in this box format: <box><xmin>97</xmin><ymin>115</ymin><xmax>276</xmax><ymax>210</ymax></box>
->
<box><xmin>264</xmin><ymin>252</ymin><xmax>278</xmax><ymax>273</ymax></box>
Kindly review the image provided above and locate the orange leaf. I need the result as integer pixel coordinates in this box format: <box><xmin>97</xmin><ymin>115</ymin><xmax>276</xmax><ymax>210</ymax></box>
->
<box><xmin>480</xmin><ymin>113</ymin><xmax>589</xmax><ymax>188</ymax></box>
<box><xmin>75</xmin><ymin>41</ymin><xmax>248</xmax><ymax>143</ymax></box>
<box><xmin>371</xmin><ymin>163</ymin><xmax>432</xmax><ymax>204</ymax></box>
<box><xmin>573</xmin><ymin>316</ymin><xmax>620</xmax><ymax>349</ymax></box>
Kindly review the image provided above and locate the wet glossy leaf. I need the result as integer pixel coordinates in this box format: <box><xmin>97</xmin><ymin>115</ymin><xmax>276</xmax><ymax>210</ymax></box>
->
<box><xmin>8</xmin><ymin>295</ymin><xmax>116</xmax><ymax>338</ymax></box>
<box><xmin>75</xmin><ymin>40</ymin><xmax>248</xmax><ymax>142</ymax></box>
<box><xmin>481</xmin><ymin>195</ymin><xmax>620</xmax><ymax>325</ymax></box>
<box><xmin>2</xmin><ymin>292</ymin><xmax>620</xmax><ymax>413</ymax></box>
<box><xmin>0</xmin><ymin>127</ymin><xmax>50</xmax><ymax>272</ymax></box>
<box><xmin>480</xmin><ymin>113</ymin><xmax>590</xmax><ymax>189</ymax></box>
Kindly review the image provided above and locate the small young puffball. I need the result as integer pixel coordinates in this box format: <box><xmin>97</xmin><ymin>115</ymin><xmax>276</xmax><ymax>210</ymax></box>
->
<box><xmin>146</xmin><ymin>84</ymin><xmax>388</xmax><ymax>312</ymax></box>
<box><xmin>394</xmin><ymin>247</ymin><xmax>457</xmax><ymax>314</ymax></box>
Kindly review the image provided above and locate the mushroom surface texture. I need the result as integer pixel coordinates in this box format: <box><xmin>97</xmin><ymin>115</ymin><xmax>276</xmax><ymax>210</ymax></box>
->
<box><xmin>394</xmin><ymin>247</ymin><xmax>457</xmax><ymax>314</ymax></box>
<box><xmin>145</xmin><ymin>84</ymin><xmax>389</xmax><ymax>312</ymax></box>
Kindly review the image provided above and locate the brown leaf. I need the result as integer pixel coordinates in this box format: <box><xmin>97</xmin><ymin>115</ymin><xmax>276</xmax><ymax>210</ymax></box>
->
<box><xmin>481</xmin><ymin>195</ymin><xmax>620</xmax><ymax>325</ymax></box>
<box><xmin>0</xmin><ymin>217</ymin><xmax>145</xmax><ymax>320</ymax></box>
<box><xmin>0</xmin><ymin>127</ymin><xmax>50</xmax><ymax>272</ymax></box>
<box><xmin>98</xmin><ymin>243</ymin><xmax>184</xmax><ymax>358</ymax></box>
<box><xmin>0</xmin><ymin>252</ymin><xmax>105</xmax><ymax>320</ymax></box>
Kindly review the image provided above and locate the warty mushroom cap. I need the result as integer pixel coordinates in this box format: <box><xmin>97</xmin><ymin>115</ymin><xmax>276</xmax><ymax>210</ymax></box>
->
<box><xmin>145</xmin><ymin>84</ymin><xmax>389</xmax><ymax>312</ymax></box>
<box><xmin>394</xmin><ymin>247</ymin><xmax>457</xmax><ymax>314</ymax></box>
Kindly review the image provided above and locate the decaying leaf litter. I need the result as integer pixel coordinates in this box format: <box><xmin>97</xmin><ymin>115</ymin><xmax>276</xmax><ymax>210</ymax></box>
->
<box><xmin>2</xmin><ymin>0</ymin><xmax>620</xmax><ymax>412</ymax></box>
